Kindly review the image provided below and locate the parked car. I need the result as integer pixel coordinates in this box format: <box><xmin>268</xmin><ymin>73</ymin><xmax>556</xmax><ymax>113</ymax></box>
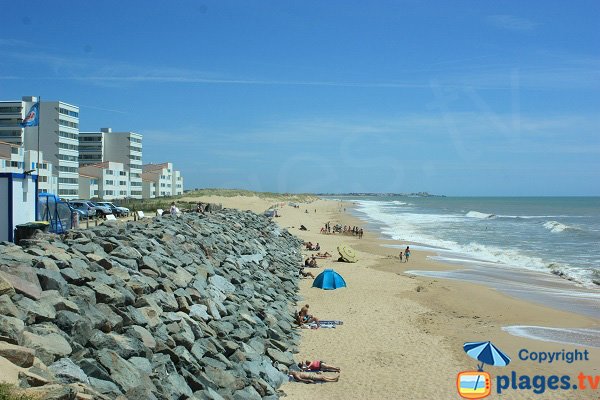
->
<box><xmin>97</xmin><ymin>201</ymin><xmax>130</xmax><ymax>217</ymax></box>
<box><xmin>89</xmin><ymin>201</ymin><xmax>113</xmax><ymax>217</ymax></box>
<box><xmin>72</xmin><ymin>203</ymin><xmax>95</xmax><ymax>219</ymax></box>
<box><xmin>69</xmin><ymin>200</ymin><xmax>112</xmax><ymax>218</ymax></box>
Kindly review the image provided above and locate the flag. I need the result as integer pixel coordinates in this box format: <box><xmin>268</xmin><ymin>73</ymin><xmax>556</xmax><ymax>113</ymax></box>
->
<box><xmin>20</xmin><ymin>102</ymin><xmax>39</xmax><ymax>127</ymax></box>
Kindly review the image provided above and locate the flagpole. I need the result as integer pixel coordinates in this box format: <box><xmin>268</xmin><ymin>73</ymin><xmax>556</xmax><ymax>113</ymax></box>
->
<box><xmin>36</xmin><ymin>96</ymin><xmax>41</xmax><ymax>179</ymax></box>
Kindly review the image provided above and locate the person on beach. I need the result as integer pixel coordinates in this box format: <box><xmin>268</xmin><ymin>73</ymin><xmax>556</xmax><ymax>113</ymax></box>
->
<box><xmin>404</xmin><ymin>246</ymin><xmax>410</xmax><ymax>262</ymax></box>
<box><xmin>399</xmin><ymin>251</ymin><xmax>403</xmax><ymax>262</ymax></box>
<box><xmin>288</xmin><ymin>371</ymin><xmax>339</xmax><ymax>383</ymax></box>
<box><xmin>299</xmin><ymin>360</ymin><xmax>341</xmax><ymax>373</ymax></box>
<box><xmin>297</xmin><ymin>304</ymin><xmax>320</xmax><ymax>326</ymax></box>
<box><xmin>299</xmin><ymin>267</ymin><xmax>315</xmax><ymax>279</ymax></box>
<box><xmin>170</xmin><ymin>202</ymin><xmax>177</xmax><ymax>217</ymax></box>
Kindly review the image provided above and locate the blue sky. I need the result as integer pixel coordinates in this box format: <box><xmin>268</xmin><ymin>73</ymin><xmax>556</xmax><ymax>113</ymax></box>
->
<box><xmin>1</xmin><ymin>1</ymin><xmax>599</xmax><ymax>195</ymax></box>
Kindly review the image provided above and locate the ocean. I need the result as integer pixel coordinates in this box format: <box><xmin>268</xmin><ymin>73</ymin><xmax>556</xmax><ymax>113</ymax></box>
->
<box><xmin>337</xmin><ymin>196</ymin><xmax>600</xmax><ymax>328</ymax></box>
<box><xmin>336</xmin><ymin>196</ymin><xmax>600</xmax><ymax>347</ymax></box>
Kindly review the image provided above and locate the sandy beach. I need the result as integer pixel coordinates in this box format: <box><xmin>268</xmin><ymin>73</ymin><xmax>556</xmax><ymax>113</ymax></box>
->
<box><xmin>185</xmin><ymin>195</ymin><xmax>599</xmax><ymax>399</ymax></box>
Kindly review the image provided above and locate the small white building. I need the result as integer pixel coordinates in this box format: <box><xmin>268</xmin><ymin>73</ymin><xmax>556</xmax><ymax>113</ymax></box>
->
<box><xmin>78</xmin><ymin>174</ymin><xmax>99</xmax><ymax>199</ymax></box>
<box><xmin>0</xmin><ymin>172</ymin><xmax>38</xmax><ymax>242</ymax></box>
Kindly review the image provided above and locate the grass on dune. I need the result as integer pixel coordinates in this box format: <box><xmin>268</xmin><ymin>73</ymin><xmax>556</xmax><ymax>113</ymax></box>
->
<box><xmin>114</xmin><ymin>188</ymin><xmax>318</xmax><ymax>213</ymax></box>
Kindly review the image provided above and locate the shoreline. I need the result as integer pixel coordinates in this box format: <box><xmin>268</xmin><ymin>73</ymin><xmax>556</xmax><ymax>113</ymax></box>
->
<box><xmin>273</xmin><ymin>198</ymin><xmax>599</xmax><ymax>399</ymax></box>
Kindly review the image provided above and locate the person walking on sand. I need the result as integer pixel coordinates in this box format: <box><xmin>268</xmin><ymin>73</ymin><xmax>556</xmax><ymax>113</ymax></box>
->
<box><xmin>399</xmin><ymin>251</ymin><xmax>403</xmax><ymax>262</ymax></box>
<box><xmin>404</xmin><ymin>246</ymin><xmax>410</xmax><ymax>262</ymax></box>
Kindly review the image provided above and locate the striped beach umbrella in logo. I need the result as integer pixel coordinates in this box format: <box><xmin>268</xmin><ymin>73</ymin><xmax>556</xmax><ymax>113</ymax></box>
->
<box><xmin>463</xmin><ymin>341</ymin><xmax>511</xmax><ymax>370</ymax></box>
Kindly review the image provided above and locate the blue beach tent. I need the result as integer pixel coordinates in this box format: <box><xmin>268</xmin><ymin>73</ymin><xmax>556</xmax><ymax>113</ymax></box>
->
<box><xmin>312</xmin><ymin>269</ymin><xmax>347</xmax><ymax>290</ymax></box>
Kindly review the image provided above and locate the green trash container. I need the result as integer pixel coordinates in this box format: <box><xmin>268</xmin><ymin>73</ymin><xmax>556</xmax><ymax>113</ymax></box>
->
<box><xmin>14</xmin><ymin>221</ymin><xmax>50</xmax><ymax>244</ymax></box>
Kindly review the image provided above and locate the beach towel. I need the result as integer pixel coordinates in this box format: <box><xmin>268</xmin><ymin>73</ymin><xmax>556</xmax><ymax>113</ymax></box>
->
<box><xmin>302</xmin><ymin>323</ymin><xmax>336</xmax><ymax>329</ymax></box>
<box><xmin>319</xmin><ymin>320</ymin><xmax>343</xmax><ymax>325</ymax></box>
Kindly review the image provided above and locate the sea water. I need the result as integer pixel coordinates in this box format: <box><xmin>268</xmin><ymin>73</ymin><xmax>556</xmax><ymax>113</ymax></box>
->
<box><xmin>339</xmin><ymin>196</ymin><xmax>600</xmax><ymax>345</ymax></box>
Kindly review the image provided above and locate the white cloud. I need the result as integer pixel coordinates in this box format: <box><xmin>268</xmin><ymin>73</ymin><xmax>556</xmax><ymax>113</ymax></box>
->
<box><xmin>487</xmin><ymin>15</ymin><xmax>538</xmax><ymax>31</ymax></box>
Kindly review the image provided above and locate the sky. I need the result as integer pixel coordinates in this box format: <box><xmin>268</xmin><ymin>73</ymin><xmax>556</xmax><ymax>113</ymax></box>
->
<box><xmin>1</xmin><ymin>1</ymin><xmax>599</xmax><ymax>196</ymax></box>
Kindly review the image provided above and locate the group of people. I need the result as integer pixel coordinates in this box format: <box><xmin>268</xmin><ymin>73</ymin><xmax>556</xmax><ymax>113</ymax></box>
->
<box><xmin>290</xmin><ymin>305</ymin><xmax>342</xmax><ymax>383</ymax></box>
<box><xmin>320</xmin><ymin>222</ymin><xmax>363</xmax><ymax>238</ymax></box>
<box><xmin>399</xmin><ymin>246</ymin><xmax>411</xmax><ymax>262</ymax></box>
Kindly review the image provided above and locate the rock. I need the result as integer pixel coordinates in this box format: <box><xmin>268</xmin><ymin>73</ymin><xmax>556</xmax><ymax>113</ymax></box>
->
<box><xmin>0</xmin><ymin>314</ymin><xmax>25</xmax><ymax>344</ymax></box>
<box><xmin>0</xmin><ymin>270</ymin><xmax>42</xmax><ymax>300</ymax></box>
<box><xmin>19</xmin><ymin>369</ymin><xmax>50</xmax><ymax>387</ymax></box>
<box><xmin>0</xmin><ymin>274</ymin><xmax>15</xmax><ymax>296</ymax></box>
<box><xmin>88</xmin><ymin>377</ymin><xmax>123</xmax><ymax>397</ymax></box>
<box><xmin>23</xmin><ymin>384</ymin><xmax>75</xmax><ymax>400</ymax></box>
<box><xmin>0</xmin><ymin>294</ymin><xmax>23</xmax><ymax>319</ymax></box>
<box><xmin>49</xmin><ymin>357</ymin><xmax>90</xmax><ymax>384</ymax></box>
<box><xmin>125</xmin><ymin>325</ymin><xmax>157</xmax><ymax>350</ymax></box>
<box><xmin>17</xmin><ymin>296</ymin><xmax>56</xmax><ymax>323</ymax></box>
<box><xmin>87</xmin><ymin>281</ymin><xmax>126</xmax><ymax>305</ymax></box>
<box><xmin>36</xmin><ymin>268</ymin><xmax>69</xmax><ymax>296</ymax></box>
<box><xmin>89</xmin><ymin>331</ymin><xmax>147</xmax><ymax>358</ymax></box>
<box><xmin>266</xmin><ymin>347</ymin><xmax>295</xmax><ymax>366</ymax></box>
<box><xmin>22</xmin><ymin>331</ymin><xmax>72</xmax><ymax>364</ymax></box>
<box><xmin>96</xmin><ymin>349</ymin><xmax>151</xmax><ymax>393</ymax></box>
<box><xmin>233</xmin><ymin>386</ymin><xmax>262</xmax><ymax>400</ymax></box>
<box><xmin>209</xmin><ymin>274</ymin><xmax>236</xmax><ymax>294</ymax></box>
<box><xmin>189</xmin><ymin>304</ymin><xmax>210</xmax><ymax>321</ymax></box>
<box><xmin>0</xmin><ymin>341</ymin><xmax>35</xmax><ymax>367</ymax></box>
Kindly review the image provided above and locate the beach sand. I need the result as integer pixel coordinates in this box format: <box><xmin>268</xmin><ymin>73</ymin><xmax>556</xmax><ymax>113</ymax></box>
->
<box><xmin>188</xmin><ymin>196</ymin><xmax>599</xmax><ymax>399</ymax></box>
<box><xmin>69</xmin><ymin>195</ymin><xmax>600</xmax><ymax>398</ymax></box>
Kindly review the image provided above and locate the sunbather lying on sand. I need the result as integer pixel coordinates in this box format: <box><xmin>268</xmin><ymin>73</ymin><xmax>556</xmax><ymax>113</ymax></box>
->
<box><xmin>298</xmin><ymin>267</ymin><xmax>315</xmax><ymax>279</ymax></box>
<box><xmin>296</xmin><ymin>304</ymin><xmax>320</xmax><ymax>326</ymax></box>
<box><xmin>299</xmin><ymin>360</ymin><xmax>341</xmax><ymax>372</ymax></box>
<box><xmin>288</xmin><ymin>371</ymin><xmax>339</xmax><ymax>383</ymax></box>
<box><xmin>314</xmin><ymin>252</ymin><xmax>331</xmax><ymax>258</ymax></box>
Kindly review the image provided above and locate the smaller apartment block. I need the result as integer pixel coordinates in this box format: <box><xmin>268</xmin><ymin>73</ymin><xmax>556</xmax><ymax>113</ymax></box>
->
<box><xmin>79</xmin><ymin>161</ymin><xmax>129</xmax><ymax>201</ymax></box>
<box><xmin>141</xmin><ymin>162</ymin><xmax>184</xmax><ymax>198</ymax></box>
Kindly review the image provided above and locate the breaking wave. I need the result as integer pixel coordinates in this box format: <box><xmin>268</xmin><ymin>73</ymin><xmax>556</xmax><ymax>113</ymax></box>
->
<box><xmin>466</xmin><ymin>211</ymin><xmax>496</xmax><ymax>219</ymax></box>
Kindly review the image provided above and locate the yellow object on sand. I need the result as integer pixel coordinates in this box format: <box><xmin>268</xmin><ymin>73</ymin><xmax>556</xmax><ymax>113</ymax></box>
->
<box><xmin>337</xmin><ymin>244</ymin><xmax>358</xmax><ymax>263</ymax></box>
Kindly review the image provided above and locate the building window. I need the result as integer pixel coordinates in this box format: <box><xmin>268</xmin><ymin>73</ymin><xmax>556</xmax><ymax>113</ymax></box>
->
<box><xmin>105</xmin><ymin>180</ymin><xmax>114</xmax><ymax>185</ymax></box>
<box><xmin>119</xmin><ymin>171</ymin><xmax>126</xmax><ymax>176</ymax></box>
<box><xmin>57</xmin><ymin>154</ymin><xmax>78</xmax><ymax>162</ymax></box>
<box><xmin>0</xmin><ymin>106</ymin><xmax>22</xmax><ymax>114</ymax></box>
<box><xmin>119</xmin><ymin>180</ymin><xmax>126</xmax><ymax>185</ymax></box>
<box><xmin>58</xmin><ymin>142</ymin><xmax>79</xmax><ymax>151</ymax></box>
<box><xmin>58</xmin><ymin>166</ymin><xmax>78</xmax><ymax>173</ymax></box>
<box><xmin>59</xmin><ymin>130</ymin><xmax>78</xmax><ymax>140</ymax></box>
<box><xmin>104</xmin><ymin>190</ymin><xmax>114</xmax><ymax>196</ymax></box>
<box><xmin>58</xmin><ymin>188</ymin><xmax>78</xmax><ymax>196</ymax></box>
<box><xmin>59</xmin><ymin>108</ymin><xmax>79</xmax><ymax>118</ymax></box>
<box><xmin>58</xmin><ymin>177</ymin><xmax>78</xmax><ymax>184</ymax></box>
<box><xmin>106</xmin><ymin>170</ymin><xmax>113</xmax><ymax>175</ymax></box>
<box><xmin>59</xmin><ymin>119</ymin><xmax>79</xmax><ymax>129</ymax></box>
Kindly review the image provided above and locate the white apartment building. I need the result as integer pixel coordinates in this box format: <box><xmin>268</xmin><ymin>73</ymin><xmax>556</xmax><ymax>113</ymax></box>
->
<box><xmin>142</xmin><ymin>178</ymin><xmax>156</xmax><ymax>199</ymax></box>
<box><xmin>78</xmin><ymin>174</ymin><xmax>99</xmax><ymax>199</ymax></box>
<box><xmin>142</xmin><ymin>162</ymin><xmax>183</xmax><ymax>198</ymax></box>
<box><xmin>0</xmin><ymin>141</ymin><xmax>58</xmax><ymax>194</ymax></box>
<box><xmin>6</xmin><ymin>97</ymin><xmax>81</xmax><ymax>199</ymax></box>
<box><xmin>79</xmin><ymin>161</ymin><xmax>128</xmax><ymax>200</ymax></box>
<box><xmin>79</xmin><ymin>128</ymin><xmax>143</xmax><ymax>199</ymax></box>
<box><xmin>0</xmin><ymin>101</ymin><xmax>26</xmax><ymax>146</ymax></box>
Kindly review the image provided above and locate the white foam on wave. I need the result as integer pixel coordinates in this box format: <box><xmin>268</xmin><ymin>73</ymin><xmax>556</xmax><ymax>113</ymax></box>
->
<box><xmin>354</xmin><ymin>200</ymin><xmax>596</xmax><ymax>286</ymax></box>
<box><xmin>502</xmin><ymin>326</ymin><xmax>600</xmax><ymax>348</ymax></box>
<box><xmin>466</xmin><ymin>210</ymin><xmax>496</xmax><ymax>219</ymax></box>
<box><xmin>543</xmin><ymin>220</ymin><xmax>578</xmax><ymax>233</ymax></box>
